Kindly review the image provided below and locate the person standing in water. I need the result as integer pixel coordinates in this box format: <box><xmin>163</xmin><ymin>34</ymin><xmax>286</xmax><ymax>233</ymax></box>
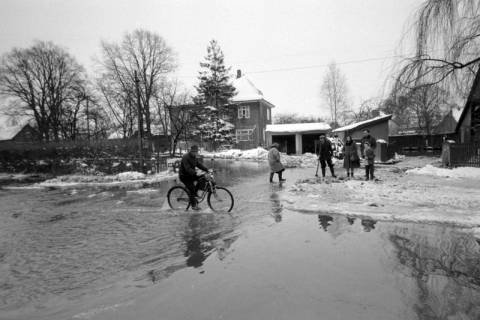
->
<box><xmin>268</xmin><ymin>142</ymin><xmax>286</xmax><ymax>183</ymax></box>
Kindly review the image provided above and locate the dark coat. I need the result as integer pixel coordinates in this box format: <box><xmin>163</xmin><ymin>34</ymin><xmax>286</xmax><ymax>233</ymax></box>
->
<box><xmin>365</xmin><ymin>148</ymin><xmax>375</xmax><ymax>165</ymax></box>
<box><xmin>317</xmin><ymin>139</ymin><xmax>333</xmax><ymax>160</ymax></box>
<box><xmin>179</xmin><ymin>152</ymin><xmax>208</xmax><ymax>178</ymax></box>
<box><xmin>343</xmin><ymin>142</ymin><xmax>360</xmax><ymax>169</ymax></box>
<box><xmin>361</xmin><ymin>135</ymin><xmax>377</xmax><ymax>157</ymax></box>
<box><xmin>268</xmin><ymin>146</ymin><xmax>285</xmax><ymax>173</ymax></box>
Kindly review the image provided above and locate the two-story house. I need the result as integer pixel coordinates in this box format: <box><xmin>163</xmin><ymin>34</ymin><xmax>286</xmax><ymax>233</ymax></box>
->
<box><xmin>231</xmin><ymin>70</ymin><xmax>275</xmax><ymax>149</ymax></box>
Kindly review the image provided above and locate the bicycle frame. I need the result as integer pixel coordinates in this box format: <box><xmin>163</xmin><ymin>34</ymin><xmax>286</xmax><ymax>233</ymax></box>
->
<box><xmin>195</xmin><ymin>172</ymin><xmax>216</xmax><ymax>203</ymax></box>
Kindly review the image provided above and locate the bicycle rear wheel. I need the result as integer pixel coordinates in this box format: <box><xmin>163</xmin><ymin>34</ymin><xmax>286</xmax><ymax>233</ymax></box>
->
<box><xmin>167</xmin><ymin>186</ymin><xmax>190</xmax><ymax>210</ymax></box>
<box><xmin>207</xmin><ymin>187</ymin><xmax>234</xmax><ymax>212</ymax></box>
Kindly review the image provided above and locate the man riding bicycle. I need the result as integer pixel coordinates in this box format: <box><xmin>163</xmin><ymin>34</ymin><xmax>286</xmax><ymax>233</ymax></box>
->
<box><xmin>179</xmin><ymin>145</ymin><xmax>210</xmax><ymax>210</ymax></box>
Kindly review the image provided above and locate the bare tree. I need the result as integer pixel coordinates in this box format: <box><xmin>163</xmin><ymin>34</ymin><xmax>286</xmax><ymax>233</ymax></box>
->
<box><xmin>0</xmin><ymin>41</ymin><xmax>86</xmax><ymax>141</ymax></box>
<box><xmin>321</xmin><ymin>61</ymin><xmax>350</xmax><ymax>128</ymax></box>
<box><xmin>392</xmin><ymin>0</ymin><xmax>480</xmax><ymax>101</ymax></box>
<box><xmin>97</xmin><ymin>74</ymin><xmax>136</xmax><ymax>138</ymax></box>
<box><xmin>98</xmin><ymin>29</ymin><xmax>176</xmax><ymax>138</ymax></box>
<box><xmin>152</xmin><ymin>79</ymin><xmax>192</xmax><ymax>155</ymax></box>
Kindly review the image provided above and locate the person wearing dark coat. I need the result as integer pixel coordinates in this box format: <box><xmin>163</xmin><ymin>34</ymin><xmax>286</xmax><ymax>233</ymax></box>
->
<box><xmin>364</xmin><ymin>142</ymin><xmax>375</xmax><ymax>180</ymax></box>
<box><xmin>317</xmin><ymin>134</ymin><xmax>336</xmax><ymax>178</ymax></box>
<box><xmin>360</xmin><ymin>129</ymin><xmax>377</xmax><ymax>158</ymax></box>
<box><xmin>342</xmin><ymin>135</ymin><xmax>360</xmax><ymax>178</ymax></box>
<box><xmin>179</xmin><ymin>145</ymin><xmax>209</xmax><ymax>210</ymax></box>
<box><xmin>268</xmin><ymin>143</ymin><xmax>285</xmax><ymax>183</ymax></box>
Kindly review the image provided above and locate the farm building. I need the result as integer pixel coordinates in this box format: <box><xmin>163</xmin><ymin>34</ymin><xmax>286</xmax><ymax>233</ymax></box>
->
<box><xmin>332</xmin><ymin>114</ymin><xmax>396</xmax><ymax>142</ymax></box>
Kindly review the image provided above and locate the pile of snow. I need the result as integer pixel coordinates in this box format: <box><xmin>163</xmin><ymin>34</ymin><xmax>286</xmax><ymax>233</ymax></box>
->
<box><xmin>407</xmin><ymin>164</ymin><xmax>480</xmax><ymax>179</ymax></box>
<box><xmin>203</xmin><ymin>147</ymin><xmax>267</xmax><ymax>160</ymax></box>
<box><xmin>34</xmin><ymin>170</ymin><xmax>176</xmax><ymax>189</ymax></box>
<box><xmin>240</xmin><ymin>147</ymin><xmax>268</xmax><ymax>159</ymax></box>
<box><xmin>204</xmin><ymin>148</ymin><xmax>341</xmax><ymax>168</ymax></box>
<box><xmin>117</xmin><ymin>171</ymin><xmax>147</xmax><ymax>181</ymax></box>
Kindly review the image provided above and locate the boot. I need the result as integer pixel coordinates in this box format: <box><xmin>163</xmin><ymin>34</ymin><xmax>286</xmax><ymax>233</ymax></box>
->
<box><xmin>350</xmin><ymin>170</ymin><xmax>354</xmax><ymax>178</ymax></box>
<box><xmin>321</xmin><ymin>167</ymin><xmax>326</xmax><ymax>178</ymax></box>
<box><xmin>347</xmin><ymin>172</ymin><xmax>350</xmax><ymax>178</ymax></box>
<box><xmin>365</xmin><ymin>166</ymin><xmax>370</xmax><ymax>181</ymax></box>
<box><xmin>330</xmin><ymin>167</ymin><xmax>337</xmax><ymax>178</ymax></box>
<box><xmin>269</xmin><ymin>172</ymin><xmax>274</xmax><ymax>183</ymax></box>
<box><xmin>278</xmin><ymin>171</ymin><xmax>286</xmax><ymax>182</ymax></box>
<box><xmin>370</xmin><ymin>166</ymin><xmax>375</xmax><ymax>180</ymax></box>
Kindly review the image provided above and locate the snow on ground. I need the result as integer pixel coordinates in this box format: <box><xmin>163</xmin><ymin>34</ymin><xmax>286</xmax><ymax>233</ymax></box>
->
<box><xmin>203</xmin><ymin>147</ymin><xmax>333</xmax><ymax>168</ymax></box>
<box><xmin>406</xmin><ymin>164</ymin><xmax>480</xmax><ymax>179</ymax></box>
<box><xmin>285</xmin><ymin>157</ymin><xmax>480</xmax><ymax>228</ymax></box>
<box><xmin>30</xmin><ymin>171</ymin><xmax>177</xmax><ymax>189</ymax></box>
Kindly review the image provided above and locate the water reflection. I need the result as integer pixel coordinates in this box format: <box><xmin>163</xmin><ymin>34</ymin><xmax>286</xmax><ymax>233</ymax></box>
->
<box><xmin>361</xmin><ymin>219</ymin><xmax>377</xmax><ymax>232</ymax></box>
<box><xmin>318</xmin><ymin>215</ymin><xmax>334</xmax><ymax>231</ymax></box>
<box><xmin>389</xmin><ymin>226</ymin><xmax>480</xmax><ymax>320</ymax></box>
<box><xmin>270</xmin><ymin>192</ymin><xmax>282</xmax><ymax>223</ymax></box>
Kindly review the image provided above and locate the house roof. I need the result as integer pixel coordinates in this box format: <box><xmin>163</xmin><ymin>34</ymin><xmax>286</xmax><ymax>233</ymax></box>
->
<box><xmin>452</xmin><ymin>107</ymin><xmax>463</xmax><ymax>122</ymax></box>
<box><xmin>231</xmin><ymin>76</ymin><xmax>275</xmax><ymax>107</ymax></box>
<box><xmin>0</xmin><ymin>116</ymin><xmax>32</xmax><ymax>141</ymax></box>
<box><xmin>266</xmin><ymin>122</ymin><xmax>331</xmax><ymax>133</ymax></box>
<box><xmin>456</xmin><ymin>66</ymin><xmax>480</xmax><ymax>132</ymax></box>
<box><xmin>332</xmin><ymin>114</ymin><xmax>392</xmax><ymax>133</ymax></box>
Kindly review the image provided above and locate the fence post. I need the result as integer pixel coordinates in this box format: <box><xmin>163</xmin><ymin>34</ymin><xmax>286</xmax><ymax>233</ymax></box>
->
<box><xmin>441</xmin><ymin>141</ymin><xmax>451</xmax><ymax>168</ymax></box>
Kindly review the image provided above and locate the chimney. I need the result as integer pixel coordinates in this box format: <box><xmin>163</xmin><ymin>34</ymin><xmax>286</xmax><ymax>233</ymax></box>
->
<box><xmin>236</xmin><ymin>69</ymin><xmax>242</xmax><ymax>79</ymax></box>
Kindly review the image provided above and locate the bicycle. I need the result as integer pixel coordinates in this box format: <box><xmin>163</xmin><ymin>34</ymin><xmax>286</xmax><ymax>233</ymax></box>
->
<box><xmin>167</xmin><ymin>171</ymin><xmax>234</xmax><ymax>212</ymax></box>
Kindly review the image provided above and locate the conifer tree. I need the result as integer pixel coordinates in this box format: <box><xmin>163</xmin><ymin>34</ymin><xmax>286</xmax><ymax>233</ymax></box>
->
<box><xmin>194</xmin><ymin>40</ymin><xmax>236</xmax><ymax>150</ymax></box>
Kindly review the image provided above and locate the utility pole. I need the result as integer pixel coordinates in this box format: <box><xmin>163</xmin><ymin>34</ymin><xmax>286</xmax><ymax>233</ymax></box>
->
<box><xmin>135</xmin><ymin>71</ymin><xmax>144</xmax><ymax>173</ymax></box>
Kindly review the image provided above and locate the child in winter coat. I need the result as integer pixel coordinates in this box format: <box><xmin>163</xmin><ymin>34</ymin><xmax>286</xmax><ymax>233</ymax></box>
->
<box><xmin>364</xmin><ymin>142</ymin><xmax>375</xmax><ymax>181</ymax></box>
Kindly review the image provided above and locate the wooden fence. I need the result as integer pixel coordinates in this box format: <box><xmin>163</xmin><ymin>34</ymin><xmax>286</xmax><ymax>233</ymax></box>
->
<box><xmin>448</xmin><ymin>143</ymin><xmax>480</xmax><ymax>167</ymax></box>
<box><xmin>388</xmin><ymin>133</ymin><xmax>457</xmax><ymax>157</ymax></box>
<box><xmin>0</xmin><ymin>136</ymin><xmax>172</xmax><ymax>173</ymax></box>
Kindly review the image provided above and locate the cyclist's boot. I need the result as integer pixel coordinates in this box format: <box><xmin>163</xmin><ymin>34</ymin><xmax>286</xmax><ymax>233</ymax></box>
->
<box><xmin>269</xmin><ymin>172</ymin><xmax>274</xmax><ymax>183</ymax></box>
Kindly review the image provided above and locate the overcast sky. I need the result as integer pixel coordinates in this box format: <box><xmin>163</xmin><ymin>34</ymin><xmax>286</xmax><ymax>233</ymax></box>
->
<box><xmin>0</xmin><ymin>0</ymin><xmax>420</xmax><ymax>119</ymax></box>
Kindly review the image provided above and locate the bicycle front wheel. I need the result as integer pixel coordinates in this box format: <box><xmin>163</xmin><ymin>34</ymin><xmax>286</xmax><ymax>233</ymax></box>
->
<box><xmin>167</xmin><ymin>186</ymin><xmax>190</xmax><ymax>210</ymax></box>
<box><xmin>207</xmin><ymin>187</ymin><xmax>234</xmax><ymax>212</ymax></box>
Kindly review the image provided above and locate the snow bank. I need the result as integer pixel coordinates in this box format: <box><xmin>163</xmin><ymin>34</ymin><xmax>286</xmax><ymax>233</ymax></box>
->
<box><xmin>32</xmin><ymin>170</ymin><xmax>176</xmax><ymax>189</ymax></box>
<box><xmin>204</xmin><ymin>148</ymin><xmax>336</xmax><ymax>168</ymax></box>
<box><xmin>407</xmin><ymin>164</ymin><xmax>480</xmax><ymax>179</ymax></box>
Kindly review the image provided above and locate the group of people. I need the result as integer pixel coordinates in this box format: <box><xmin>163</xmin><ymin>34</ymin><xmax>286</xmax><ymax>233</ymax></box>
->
<box><xmin>177</xmin><ymin>130</ymin><xmax>378</xmax><ymax>210</ymax></box>
<box><xmin>268</xmin><ymin>129</ymin><xmax>378</xmax><ymax>182</ymax></box>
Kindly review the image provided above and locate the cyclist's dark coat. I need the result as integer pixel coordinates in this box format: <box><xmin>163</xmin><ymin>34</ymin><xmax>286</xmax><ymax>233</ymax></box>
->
<box><xmin>179</xmin><ymin>152</ymin><xmax>208</xmax><ymax>178</ymax></box>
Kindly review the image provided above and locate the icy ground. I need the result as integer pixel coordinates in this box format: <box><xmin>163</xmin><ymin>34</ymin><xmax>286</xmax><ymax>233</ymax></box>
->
<box><xmin>285</xmin><ymin>156</ymin><xmax>480</xmax><ymax>228</ymax></box>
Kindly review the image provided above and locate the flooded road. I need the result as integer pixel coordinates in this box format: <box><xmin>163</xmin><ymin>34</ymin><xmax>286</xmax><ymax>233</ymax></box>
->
<box><xmin>1</xmin><ymin>160</ymin><xmax>480</xmax><ymax>320</ymax></box>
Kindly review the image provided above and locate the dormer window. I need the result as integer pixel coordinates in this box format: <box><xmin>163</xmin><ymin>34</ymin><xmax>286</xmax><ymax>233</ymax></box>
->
<box><xmin>238</xmin><ymin>106</ymin><xmax>250</xmax><ymax>119</ymax></box>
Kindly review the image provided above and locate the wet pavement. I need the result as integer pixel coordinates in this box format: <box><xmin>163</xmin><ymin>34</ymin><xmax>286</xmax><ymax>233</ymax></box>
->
<box><xmin>1</xmin><ymin>160</ymin><xmax>480</xmax><ymax>320</ymax></box>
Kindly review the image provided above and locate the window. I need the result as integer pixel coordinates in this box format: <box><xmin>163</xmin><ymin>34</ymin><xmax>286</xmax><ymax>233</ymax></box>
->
<box><xmin>267</xmin><ymin>108</ymin><xmax>271</xmax><ymax>121</ymax></box>
<box><xmin>238</xmin><ymin>106</ymin><xmax>250</xmax><ymax>119</ymax></box>
<box><xmin>236</xmin><ymin>129</ymin><xmax>254</xmax><ymax>141</ymax></box>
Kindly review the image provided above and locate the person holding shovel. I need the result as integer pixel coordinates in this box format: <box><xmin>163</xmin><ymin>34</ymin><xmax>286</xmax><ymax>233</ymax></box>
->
<box><xmin>316</xmin><ymin>134</ymin><xmax>336</xmax><ymax>179</ymax></box>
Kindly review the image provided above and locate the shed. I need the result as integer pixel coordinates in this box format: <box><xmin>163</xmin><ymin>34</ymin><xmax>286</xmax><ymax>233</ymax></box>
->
<box><xmin>332</xmin><ymin>114</ymin><xmax>394</xmax><ymax>142</ymax></box>
<box><xmin>265</xmin><ymin>122</ymin><xmax>331</xmax><ymax>154</ymax></box>
<box><xmin>435</xmin><ymin>107</ymin><xmax>463</xmax><ymax>135</ymax></box>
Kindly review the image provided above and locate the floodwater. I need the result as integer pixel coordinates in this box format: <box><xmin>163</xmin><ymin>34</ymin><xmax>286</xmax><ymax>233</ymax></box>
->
<box><xmin>1</xmin><ymin>160</ymin><xmax>480</xmax><ymax>320</ymax></box>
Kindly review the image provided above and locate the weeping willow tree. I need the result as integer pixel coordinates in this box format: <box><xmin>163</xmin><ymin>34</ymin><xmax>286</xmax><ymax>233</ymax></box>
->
<box><xmin>388</xmin><ymin>0</ymin><xmax>480</xmax><ymax>132</ymax></box>
<box><xmin>395</xmin><ymin>0</ymin><xmax>480</xmax><ymax>90</ymax></box>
